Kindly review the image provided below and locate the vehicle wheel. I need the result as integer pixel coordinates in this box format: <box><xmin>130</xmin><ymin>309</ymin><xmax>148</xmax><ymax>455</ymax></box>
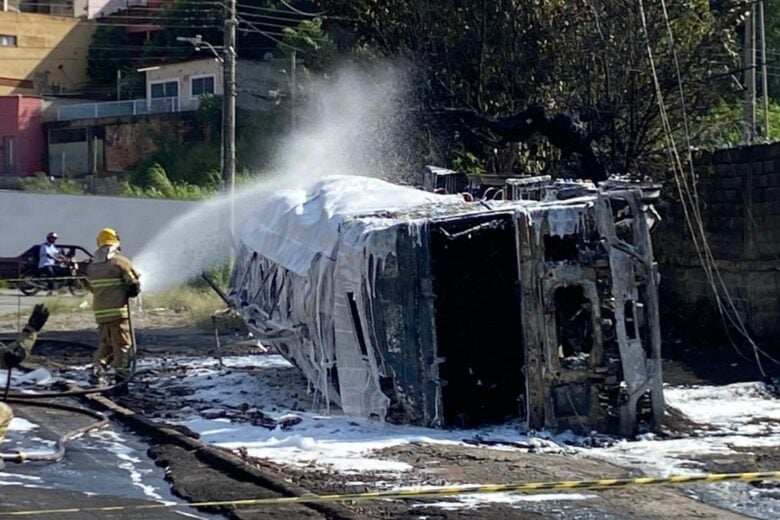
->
<box><xmin>19</xmin><ymin>274</ymin><xmax>42</xmax><ymax>296</ymax></box>
<box><xmin>69</xmin><ymin>278</ymin><xmax>88</xmax><ymax>297</ymax></box>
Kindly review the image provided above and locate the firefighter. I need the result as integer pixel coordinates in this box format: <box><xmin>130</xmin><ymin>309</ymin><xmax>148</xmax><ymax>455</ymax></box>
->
<box><xmin>86</xmin><ymin>228</ymin><xmax>141</xmax><ymax>389</ymax></box>
<box><xmin>0</xmin><ymin>304</ymin><xmax>50</xmax><ymax>447</ymax></box>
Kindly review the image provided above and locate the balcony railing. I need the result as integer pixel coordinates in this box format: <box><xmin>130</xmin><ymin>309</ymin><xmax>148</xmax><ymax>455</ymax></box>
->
<box><xmin>56</xmin><ymin>96</ymin><xmax>201</xmax><ymax>122</ymax></box>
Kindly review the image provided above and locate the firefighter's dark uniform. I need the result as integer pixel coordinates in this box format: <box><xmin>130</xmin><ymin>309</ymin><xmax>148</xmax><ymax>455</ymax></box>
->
<box><xmin>86</xmin><ymin>233</ymin><xmax>140</xmax><ymax>383</ymax></box>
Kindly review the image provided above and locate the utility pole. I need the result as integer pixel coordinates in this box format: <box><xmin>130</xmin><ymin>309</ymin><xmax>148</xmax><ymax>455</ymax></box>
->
<box><xmin>289</xmin><ymin>50</ymin><xmax>296</xmax><ymax>129</ymax></box>
<box><xmin>223</xmin><ymin>0</ymin><xmax>238</xmax><ymax>266</ymax></box>
<box><xmin>759</xmin><ymin>1</ymin><xmax>769</xmax><ymax>139</ymax></box>
<box><xmin>175</xmin><ymin>30</ymin><xmax>236</xmax><ymax>264</ymax></box>
<box><xmin>744</xmin><ymin>5</ymin><xmax>756</xmax><ymax>144</ymax></box>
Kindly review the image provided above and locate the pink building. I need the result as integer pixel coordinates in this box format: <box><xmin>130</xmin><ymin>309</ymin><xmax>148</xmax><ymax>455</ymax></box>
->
<box><xmin>0</xmin><ymin>95</ymin><xmax>43</xmax><ymax>176</ymax></box>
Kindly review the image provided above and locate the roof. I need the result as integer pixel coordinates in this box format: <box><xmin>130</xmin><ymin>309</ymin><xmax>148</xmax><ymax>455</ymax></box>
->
<box><xmin>238</xmin><ymin>175</ymin><xmax>606</xmax><ymax>276</ymax></box>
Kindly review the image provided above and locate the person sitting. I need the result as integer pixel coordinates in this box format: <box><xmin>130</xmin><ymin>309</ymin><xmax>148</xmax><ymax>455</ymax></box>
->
<box><xmin>38</xmin><ymin>232</ymin><xmax>65</xmax><ymax>294</ymax></box>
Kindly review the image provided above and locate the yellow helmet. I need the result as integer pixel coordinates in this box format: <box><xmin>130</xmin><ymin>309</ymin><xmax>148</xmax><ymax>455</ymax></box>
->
<box><xmin>96</xmin><ymin>228</ymin><xmax>120</xmax><ymax>247</ymax></box>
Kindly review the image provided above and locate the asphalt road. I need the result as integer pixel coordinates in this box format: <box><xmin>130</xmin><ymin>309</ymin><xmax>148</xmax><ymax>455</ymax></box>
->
<box><xmin>1</xmin><ymin>398</ymin><xmax>223</xmax><ymax>519</ymax></box>
<box><xmin>0</xmin><ymin>290</ymin><xmax>47</xmax><ymax>324</ymax></box>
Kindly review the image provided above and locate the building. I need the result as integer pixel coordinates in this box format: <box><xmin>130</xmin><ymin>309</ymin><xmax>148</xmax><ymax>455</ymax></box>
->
<box><xmin>0</xmin><ymin>11</ymin><xmax>96</xmax><ymax>96</ymax></box>
<box><xmin>143</xmin><ymin>58</ymin><xmax>277</xmax><ymax>112</ymax></box>
<box><xmin>3</xmin><ymin>0</ymin><xmax>149</xmax><ymax>19</ymax></box>
<box><xmin>0</xmin><ymin>95</ymin><xmax>44</xmax><ymax>176</ymax></box>
<box><xmin>38</xmin><ymin>58</ymin><xmax>277</xmax><ymax>177</ymax></box>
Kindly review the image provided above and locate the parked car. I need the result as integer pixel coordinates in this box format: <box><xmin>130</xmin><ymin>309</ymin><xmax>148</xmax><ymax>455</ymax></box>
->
<box><xmin>0</xmin><ymin>244</ymin><xmax>92</xmax><ymax>296</ymax></box>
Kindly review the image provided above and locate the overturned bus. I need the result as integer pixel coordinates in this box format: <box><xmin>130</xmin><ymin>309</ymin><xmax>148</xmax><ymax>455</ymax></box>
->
<box><xmin>227</xmin><ymin>175</ymin><xmax>663</xmax><ymax>435</ymax></box>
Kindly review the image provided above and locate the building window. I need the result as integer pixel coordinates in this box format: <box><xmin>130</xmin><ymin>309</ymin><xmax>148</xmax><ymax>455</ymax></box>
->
<box><xmin>150</xmin><ymin>80</ymin><xmax>179</xmax><ymax>98</ymax></box>
<box><xmin>0</xmin><ymin>34</ymin><xmax>17</xmax><ymax>47</ymax></box>
<box><xmin>191</xmin><ymin>76</ymin><xmax>215</xmax><ymax>96</ymax></box>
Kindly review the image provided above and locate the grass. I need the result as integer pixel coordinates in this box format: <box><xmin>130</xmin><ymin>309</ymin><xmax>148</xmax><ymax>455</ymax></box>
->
<box><xmin>140</xmin><ymin>286</ymin><xmax>225</xmax><ymax>329</ymax></box>
<box><xmin>0</xmin><ymin>287</ymin><xmax>225</xmax><ymax>330</ymax></box>
<box><xmin>39</xmin><ymin>295</ymin><xmax>90</xmax><ymax>314</ymax></box>
<box><xmin>0</xmin><ymin>294</ymin><xmax>89</xmax><ymax>326</ymax></box>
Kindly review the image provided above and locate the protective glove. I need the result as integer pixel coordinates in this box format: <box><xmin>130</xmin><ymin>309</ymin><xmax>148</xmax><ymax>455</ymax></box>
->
<box><xmin>126</xmin><ymin>281</ymin><xmax>141</xmax><ymax>298</ymax></box>
<box><xmin>26</xmin><ymin>303</ymin><xmax>50</xmax><ymax>332</ymax></box>
<box><xmin>2</xmin><ymin>345</ymin><xmax>26</xmax><ymax>369</ymax></box>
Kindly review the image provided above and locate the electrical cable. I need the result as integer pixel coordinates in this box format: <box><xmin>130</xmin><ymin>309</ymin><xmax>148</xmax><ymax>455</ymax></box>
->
<box><xmin>277</xmin><ymin>0</ymin><xmax>325</xmax><ymax>17</ymax></box>
<box><xmin>230</xmin><ymin>8</ymin><xmax>306</xmax><ymax>24</ymax></box>
<box><xmin>637</xmin><ymin>0</ymin><xmax>779</xmax><ymax>375</ymax></box>
<box><xmin>237</xmin><ymin>16</ymin><xmax>306</xmax><ymax>53</ymax></box>
<box><xmin>658</xmin><ymin>0</ymin><xmax>780</xmax><ymax>370</ymax></box>
<box><xmin>222</xmin><ymin>2</ymin><xmax>310</xmax><ymax>16</ymax></box>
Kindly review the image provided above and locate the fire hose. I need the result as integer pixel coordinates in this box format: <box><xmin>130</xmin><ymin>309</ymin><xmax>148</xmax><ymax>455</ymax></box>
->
<box><xmin>1</xmin><ymin>303</ymin><xmax>137</xmax><ymax>462</ymax></box>
<box><xmin>0</xmin><ymin>399</ymin><xmax>108</xmax><ymax>463</ymax></box>
<box><xmin>4</xmin><ymin>302</ymin><xmax>138</xmax><ymax>399</ymax></box>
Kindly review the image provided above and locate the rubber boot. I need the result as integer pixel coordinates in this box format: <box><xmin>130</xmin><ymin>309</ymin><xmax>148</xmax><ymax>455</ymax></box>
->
<box><xmin>88</xmin><ymin>368</ymin><xmax>108</xmax><ymax>387</ymax></box>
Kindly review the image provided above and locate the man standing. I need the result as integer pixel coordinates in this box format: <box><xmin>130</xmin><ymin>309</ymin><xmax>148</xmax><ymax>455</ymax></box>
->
<box><xmin>86</xmin><ymin>228</ymin><xmax>141</xmax><ymax>389</ymax></box>
<box><xmin>38</xmin><ymin>232</ymin><xmax>63</xmax><ymax>294</ymax></box>
<box><xmin>0</xmin><ymin>304</ymin><xmax>50</xmax><ymax>449</ymax></box>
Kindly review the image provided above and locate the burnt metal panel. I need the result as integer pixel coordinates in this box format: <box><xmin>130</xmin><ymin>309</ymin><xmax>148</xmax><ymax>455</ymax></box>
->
<box><xmin>369</xmin><ymin>222</ymin><xmax>441</xmax><ymax>425</ymax></box>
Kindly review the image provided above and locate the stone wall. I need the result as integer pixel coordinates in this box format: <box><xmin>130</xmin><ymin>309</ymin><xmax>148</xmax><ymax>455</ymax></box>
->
<box><xmin>654</xmin><ymin>142</ymin><xmax>780</xmax><ymax>340</ymax></box>
<box><xmin>103</xmin><ymin>115</ymin><xmax>194</xmax><ymax>173</ymax></box>
<box><xmin>44</xmin><ymin>113</ymin><xmax>198</xmax><ymax>176</ymax></box>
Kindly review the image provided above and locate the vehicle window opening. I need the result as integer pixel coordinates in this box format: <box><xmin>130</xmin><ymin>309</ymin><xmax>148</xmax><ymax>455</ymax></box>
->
<box><xmin>624</xmin><ymin>300</ymin><xmax>638</xmax><ymax>340</ymax></box>
<box><xmin>544</xmin><ymin>233</ymin><xmax>579</xmax><ymax>261</ymax></box>
<box><xmin>554</xmin><ymin>285</ymin><xmax>593</xmax><ymax>368</ymax></box>
<box><xmin>430</xmin><ymin>215</ymin><xmax>525</xmax><ymax>427</ymax></box>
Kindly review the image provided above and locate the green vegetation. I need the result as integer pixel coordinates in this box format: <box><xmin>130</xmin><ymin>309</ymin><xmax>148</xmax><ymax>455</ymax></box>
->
<box><xmin>120</xmin><ymin>96</ymin><xmax>284</xmax><ymax>200</ymax></box>
<box><xmin>124</xmin><ymin>163</ymin><xmax>216</xmax><ymax>201</ymax></box>
<box><xmin>21</xmin><ymin>173</ymin><xmax>85</xmax><ymax>195</ymax></box>
<box><xmin>0</xmin><ymin>287</ymin><xmax>224</xmax><ymax>330</ymax></box>
<box><xmin>141</xmin><ymin>286</ymin><xmax>225</xmax><ymax>329</ymax></box>
<box><xmin>319</xmin><ymin>0</ymin><xmax>747</xmax><ymax>177</ymax></box>
<box><xmin>79</xmin><ymin>1</ymin><xmax>780</xmax><ymax>185</ymax></box>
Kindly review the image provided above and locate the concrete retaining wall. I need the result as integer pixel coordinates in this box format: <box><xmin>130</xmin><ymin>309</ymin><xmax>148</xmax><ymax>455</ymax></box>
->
<box><xmin>655</xmin><ymin>142</ymin><xmax>780</xmax><ymax>340</ymax></box>
<box><xmin>0</xmin><ymin>191</ymin><xmax>194</xmax><ymax>259</ymax></box>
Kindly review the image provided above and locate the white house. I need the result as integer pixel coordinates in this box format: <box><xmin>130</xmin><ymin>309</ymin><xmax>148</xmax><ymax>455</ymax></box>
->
<box><xmin>143</xmin><ymin>57</ymin><xmax>277</xmax><ymax>112</ymax></box>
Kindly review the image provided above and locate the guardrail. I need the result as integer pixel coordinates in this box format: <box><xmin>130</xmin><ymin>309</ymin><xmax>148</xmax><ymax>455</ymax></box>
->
<box><xmin>56</xmin><ymin>97</ymin><xmax>201</xmax><ymax>121</ymax></box>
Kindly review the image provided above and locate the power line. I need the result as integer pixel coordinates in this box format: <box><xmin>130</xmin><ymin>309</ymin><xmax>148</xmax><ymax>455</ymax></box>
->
<box><xmin>237</xmin><ymin>15</ymin><xmax>306</xmax><ymax>53</ymax></box>
<box><xmin>233</xmin><ymin>14</ymin><xmax>315</xmax><ymax>34</ymax></box>
<box><xmin>220</xmin><ymin>2</ymin><xmax>310</xmax><ymax>16</ymax></box>
<box><xmin>277</xmin><ymin>0</ymin><xmax>324</xmax><ymax>16</ymax></box>
<box><xmin>235</xmin><ymin>8</ymin><xmax>308</xmax><ymax>24</ymax></box>
<box><xmin>640</xmin><ymin>0</ymin><xmax>780</xmax><ymax>375</ymax></box>
<box><xmin>8</xmin><ymin>20</ymin><xmax>219</xmax><ymax>28</ymax></box>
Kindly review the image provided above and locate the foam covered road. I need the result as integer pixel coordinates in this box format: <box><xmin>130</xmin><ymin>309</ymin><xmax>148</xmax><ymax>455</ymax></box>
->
<box><xmin>0</xmin><ymin>399</ymin><xmax>222</xmax><ymax>519</ymax></box>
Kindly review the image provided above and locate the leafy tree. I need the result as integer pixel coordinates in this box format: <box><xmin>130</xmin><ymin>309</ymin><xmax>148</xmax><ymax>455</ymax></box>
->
<box><xmin>318</xmin><ymin>0</ymin><xmax>746</xmax><ymax>179</ymax></box>
<box><xmin>763</xmin><ymin>0</ymin><xmax>780</xmax><ymax>101</ymax></box>
<box><xmin>143</xmin><ymin>0</ymin><xmax>224</xmax><ymax>62</ymax></box>
<box><xmin>87</xmin><ymin>27</ymin><xmax>135</xmax><ymax>96</ymax></box>
<box><xmin>281</xmin><ymin>17</ymin><xmax>337</xmax><ymax>71</ymax></box>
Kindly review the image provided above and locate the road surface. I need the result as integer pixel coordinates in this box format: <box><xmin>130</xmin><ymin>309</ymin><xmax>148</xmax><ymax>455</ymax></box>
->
<box><xmin>0</xmin><ymin>289</ymin><xmax>47</xmax><ymax>324</ymax></box>
<box><xmin>1</xmin><ymin>398</ymin><xmax>223</xmax><ymax>519</ymax></box>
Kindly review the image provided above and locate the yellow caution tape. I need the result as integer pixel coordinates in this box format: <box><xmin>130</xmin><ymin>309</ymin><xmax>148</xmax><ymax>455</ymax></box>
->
<box><xmin>0</xmin><ymin>471</ymin><xmax>778</xmax><ymax>516</ymax></box>
<box><xmin>3</xmin><ymin>276</ymin><xmax>86</xmax><ymax>283</ymax></box>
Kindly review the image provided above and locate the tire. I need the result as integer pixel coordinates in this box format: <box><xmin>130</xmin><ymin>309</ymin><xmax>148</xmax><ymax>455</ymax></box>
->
<box><xmin>19</xmin><ymin>274</ymin><xmax>42</xmax><ymax>296</ymax></box>
<box><xmin>69</xmin><ymin>277</ymin><xmax>88</xmax><ymax>297</ymax></box>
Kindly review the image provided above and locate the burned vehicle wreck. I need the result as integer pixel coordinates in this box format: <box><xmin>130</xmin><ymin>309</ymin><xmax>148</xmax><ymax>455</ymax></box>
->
<box><xmin>227</xmin><ymin>175</ymin><xmax>663</xmax><ymax>435</ymax></box>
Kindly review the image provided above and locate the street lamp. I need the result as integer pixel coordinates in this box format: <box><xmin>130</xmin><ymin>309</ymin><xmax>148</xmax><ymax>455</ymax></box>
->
<box><xmin>176</xmin><ymin>35</ymin><xmax>224</xmax><ymax>63</ymax></box>
<box><xmin>177</xmin><ymin>30</ymin><xmax>237</xmax><ymax>266</ymax></box>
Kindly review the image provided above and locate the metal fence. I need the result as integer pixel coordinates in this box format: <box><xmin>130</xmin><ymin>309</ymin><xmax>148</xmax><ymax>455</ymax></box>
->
<box><xmin>56</xmin><ymin>97</ymin><xmax>201</xmax><ymax>122</ymax></box>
